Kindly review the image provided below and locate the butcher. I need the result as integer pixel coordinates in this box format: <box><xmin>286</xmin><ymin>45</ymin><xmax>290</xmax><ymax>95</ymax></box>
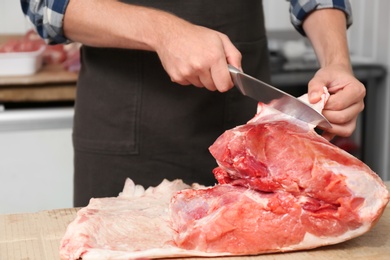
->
<box><xmin>21</xmin><ymin>0</ymin><xmax>365</xmax><ymax>207</ymax></box>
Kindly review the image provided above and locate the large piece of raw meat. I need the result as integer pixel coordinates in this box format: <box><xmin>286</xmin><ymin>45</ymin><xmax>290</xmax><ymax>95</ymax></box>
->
<box><xmin>60</xmin><ymin>90</ymin><xmax>389</xmax><ymax>259</ymax></box>
<box><xmin>173</xmin><ymin>90</ymin><xmax>389</xmax><ymax>254</ymax></box>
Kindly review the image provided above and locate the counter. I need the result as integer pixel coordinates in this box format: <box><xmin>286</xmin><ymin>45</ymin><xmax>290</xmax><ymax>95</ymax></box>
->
<box><xmin>0</xmin><ymin>34</ymin><xmax>77</xmax><ymax>103</ymax></box>
<box><xmin>0</xmin><ymin>182</ymin><xmax>389</xmax><ymax>260</ymax></box>
<box><xmin>0</xmin><ymin>64</ymin><xmax>77</xmax><ymax>103</ymax></box>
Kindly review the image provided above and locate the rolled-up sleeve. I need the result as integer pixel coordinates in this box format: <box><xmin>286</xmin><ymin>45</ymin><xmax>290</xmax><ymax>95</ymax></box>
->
<box><xmin>21</xmin><ymin>0</ymin><xmax>70</xmax><ymax>44</ymax></box>
<box><xmin>289</xmin><ymin>0</ymin><xmax>353</xmax><ymax>35</ymax></box>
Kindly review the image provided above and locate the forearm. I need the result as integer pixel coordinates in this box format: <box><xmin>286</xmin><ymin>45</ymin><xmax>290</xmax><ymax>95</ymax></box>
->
<box><xmin>302</xmin><ymin>9</ymin><xmax>352</xmax><ymax>70</ymax></box>
<box><xmin>63</xmin><ymin>0</ymin><xmax>241</xmax><ymax>92</ymax></box>
<box><xmin>63</xmin><ymin>0</ymin><xmax>183</xmax><ymax>51</ymax></box>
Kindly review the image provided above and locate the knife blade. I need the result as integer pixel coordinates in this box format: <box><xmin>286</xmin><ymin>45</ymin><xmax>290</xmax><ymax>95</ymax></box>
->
<box><xmin>228</xmin><ymin>65</ymin><xmax>332</xmax><ymax>129</ymax></box>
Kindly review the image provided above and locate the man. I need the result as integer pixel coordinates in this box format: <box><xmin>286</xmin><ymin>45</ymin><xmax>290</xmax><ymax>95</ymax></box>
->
<box><xmin>21</xmin><ymin>0</ymin><xmax>365</xmax><ymax>206</ymax></box>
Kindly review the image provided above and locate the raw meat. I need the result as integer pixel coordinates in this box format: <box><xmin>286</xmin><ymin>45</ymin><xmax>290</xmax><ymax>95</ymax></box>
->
<box><xmin>62</xmin><ymin>43</ymin><xmax>81</xmax><ymax>72</ymax></box>
<box><xmin>59</xmin><ymin>179</ymin><xmax>229</xmax><ymax>259</ymax></box>
<box><xmin>0</xmin><ymin>29</ymin><xmax>80</xmax><ymax>70</ymax></box>
<box><xmin>176</xmin><ymin>90</ymin><xmax>389</xmax><ymax>254</ymax></box>
<box><xmin>60</xmin><ymin>90</ymin><xmax>389</xmax><ymax>259</ymax></box>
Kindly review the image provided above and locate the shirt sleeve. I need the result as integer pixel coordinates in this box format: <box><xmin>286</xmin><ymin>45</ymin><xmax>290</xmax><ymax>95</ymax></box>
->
<box><xmin>288</xmin><ymin>0</ymin><xmax>353</xmax><ymax>36</ymax></box>
<box><xmin>21</xmin><ymin>0</ymin><xmax>71</xmax><ymax>44</ymax></box>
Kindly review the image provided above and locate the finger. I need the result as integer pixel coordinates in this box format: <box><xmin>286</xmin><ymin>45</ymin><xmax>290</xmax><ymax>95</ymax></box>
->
<box><xmin>173</xmin><ymin>75</ymin><xmax>203</xmax><ymax>88</ymax></box>
<box><xmin>320</xmin><ymin>116</ymin><xmax>357</xmax><ymax>137</ymax></box>
<box><xmin>324</xmin><ymin>122</ymin><xmax>356</xmax><ymax>137</ymax></box>
<box><xmin>189</xmin><ymin>77</ymin><xmax>204</xmax><ymax>88</ymax></box>
<box><xmin>219</xmin><ymin>33</ymin><xmax>242</xmax><ymax>70</ymax></box>
<box><xmin>307</xmin><ymin>74</ymin><xmax>328</xmax><ymax>104</ymax></box>
<box><xmin>172</xmin><ymin>78</ymin><xmax>191</xmax><ymax>86</ymax></box>
<box><xmin>211</xmin><ymin>33</ymin><xmax>239</xmax><ymax>92</ymax></box>
<box><xmin>322</xmin><ymin>101</ymin><xmax>364</xmax><ymax>125</ymax></box>
<box><xmin>199</xmin><ymin>71</ymin><xmax>217</xmax><ymax>91</ymax></box>
<box><xmin>325</xmin><ymin>84</ymin><xmax>366</xmax><ymax>111</ymax></box>
<box><xmin>211</xmin><ymin>60</ymin><xmax>233</xmax><ymax>92</ymax></box>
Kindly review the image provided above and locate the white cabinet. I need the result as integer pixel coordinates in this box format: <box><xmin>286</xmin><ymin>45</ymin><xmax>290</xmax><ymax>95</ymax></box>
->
<box><xmin>0</xmin><ymin>108</ymin><xmax>74</xmax><ymax>214</ymax></box>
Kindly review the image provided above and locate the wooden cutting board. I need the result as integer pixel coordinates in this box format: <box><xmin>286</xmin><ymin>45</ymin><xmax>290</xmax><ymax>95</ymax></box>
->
<box><xmin>0</xmin><ymin>64</ymin><xmax>78</xmax><ymax>86</ymax></box>
<box><xmin>0</xmin><ymin>65</ymin><xmax>77</xmax><ymax>102</ymax></box>
<box><xmin>0</xmin><ymin>183</ymin><xmax>389</xmax><ymax>260</ymax></box>
<box><xmin>0</xmin><ymin>34</ymin><xmax>78</xmax><ymax>102</ymax></box>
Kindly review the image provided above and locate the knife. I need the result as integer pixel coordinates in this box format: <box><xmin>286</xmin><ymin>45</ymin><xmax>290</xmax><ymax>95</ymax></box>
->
<box><xmin>228</xmin><ymin>65</ymin><xmax>332</xmax><ymax>129</ymax></box>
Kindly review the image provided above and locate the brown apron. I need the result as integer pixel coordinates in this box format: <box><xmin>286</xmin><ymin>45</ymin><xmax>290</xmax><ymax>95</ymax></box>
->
<box><xmin>73</xmin><ymin>0</ymin><xmax>270</xmax><ymax>206</ymax></box>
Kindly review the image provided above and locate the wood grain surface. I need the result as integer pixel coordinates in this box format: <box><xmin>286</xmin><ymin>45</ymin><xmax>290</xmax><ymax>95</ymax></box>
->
<box><xmin>0</xmin><ymin>183</ymin><xmax>389</xmax><ymax>260</ymax></box>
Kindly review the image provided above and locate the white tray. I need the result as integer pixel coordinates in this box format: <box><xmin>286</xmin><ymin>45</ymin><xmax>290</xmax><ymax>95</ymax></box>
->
<box><xmin>0</xmin><ymin>46</ymin><xmax>45</xmax><ymax>76</ymax></box>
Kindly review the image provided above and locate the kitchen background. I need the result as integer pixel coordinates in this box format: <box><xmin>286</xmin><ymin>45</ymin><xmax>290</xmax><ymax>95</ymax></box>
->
<box><xmin>0</xmin><ymin>1</ymin><xmax>389</xmax><ymax>214</ymax></box>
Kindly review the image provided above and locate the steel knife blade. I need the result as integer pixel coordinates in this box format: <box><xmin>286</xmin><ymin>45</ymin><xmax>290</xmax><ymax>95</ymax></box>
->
<box><xmin>228</xmin><ymin>65</ymin><xmax>332</xmax><ymax>128</ymax></box>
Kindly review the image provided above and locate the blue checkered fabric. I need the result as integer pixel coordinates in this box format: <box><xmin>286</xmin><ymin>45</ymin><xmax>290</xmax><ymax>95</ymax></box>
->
<box><xmin>21</xmin><ymin>0</ymin><xmax>70</xmax><ymax>44</ymax></box>
<box><xmin>289</xmin><ymin>0</ymin><xmax>353</xmax><ymax>35</ymax></box>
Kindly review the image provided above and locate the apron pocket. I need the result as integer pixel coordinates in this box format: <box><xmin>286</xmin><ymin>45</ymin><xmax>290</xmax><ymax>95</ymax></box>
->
<box><xmin>72</xmin><ymin>47</ymin><xmax>142</xmax><ymax>155</ymax></box>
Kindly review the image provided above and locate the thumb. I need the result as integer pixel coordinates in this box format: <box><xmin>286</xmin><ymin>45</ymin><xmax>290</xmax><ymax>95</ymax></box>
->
<box><xmin>307</xmin><ymin>77</ymin><xmax>326</xmax><ymax>104</ymax></box>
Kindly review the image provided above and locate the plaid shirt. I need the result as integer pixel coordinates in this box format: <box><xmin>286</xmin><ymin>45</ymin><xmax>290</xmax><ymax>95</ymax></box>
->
<box><xmin>21</xmin><ymin>0</ymin><xmax>352</xmax><ymax>44</ymax></box>
<box><xmin>289</xmin><ymin>0</ymin><xmax>353</xmax><ymax>35</ymax></box>
<box><xmin>21</xmin><ymin>0</ymin><xmax>70</xmax><ymax>44</ymax></box>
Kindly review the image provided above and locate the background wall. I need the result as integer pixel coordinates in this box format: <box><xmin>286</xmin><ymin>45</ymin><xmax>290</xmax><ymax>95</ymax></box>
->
<box><xmin>263</xmin><ymin>0</ymin><xmax>292</xmax><ymax>30</ymax></box>
<box><xmin>0</xmin><ymin>1</ymin><xmax>29</xmax><ymax>34</ymax></box>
